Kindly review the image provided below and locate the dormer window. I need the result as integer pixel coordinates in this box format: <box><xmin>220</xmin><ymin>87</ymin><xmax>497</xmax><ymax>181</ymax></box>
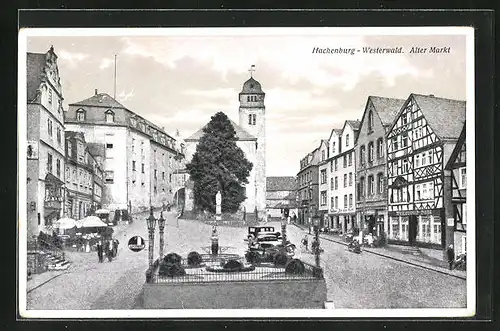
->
<box><xmin>105</xmin><ymin>109</ymin><xmax>115</xmax><ymax>123</ymax></box>
<box><xmin>76</xmin><ymin>108</ymin><xmax>86</xmax><ymax>121</ymax></box>
<box><xmin>346</xmin><ymin>134</ymin><xmax>350</xmax><ymax>147</ymax></box>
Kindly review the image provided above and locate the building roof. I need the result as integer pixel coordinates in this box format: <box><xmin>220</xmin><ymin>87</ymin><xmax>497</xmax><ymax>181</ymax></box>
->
<box><xmin>266</xmin><ymin>176</ymin><xmax>297</xmax><ymax>191</ymax></box>
<box><xmin>445</xmin><ymin>122</ymin><xmax>466</xmax><ymax>170</ymax></box>
<box><xmin>27</xmin><ymin>52</ymin><xmax>47</xmax><ymax>102</ymax></box>
<box><xmin>70</xmin><ymin>92</ymin><xmax>128</xmax><ymax>109</ymax></box>
<box><xmin>184</xmin><ymin>116</ymin><xmax>256</xmax><ymax>141</ymax></box>
<box><xmin>412</xmin><ymin>94</ymin><xmax>466</xmax><ymax>140</ymax></box>
<box><xmin>87</xmin><ymin>143</ymin><xmax>106</xmax><ymax>157</ymax></box>
<box><xmin>345</xmin><ymin>120</ymin><xmax>361</xmax><ymax>131</ymax></box>
<box><xmin>369</xmin><ymin>96</ymin><xmax>406</xmax><ymax>126</ymax></box>
<box><xmin>240</xmin><ymin>77</ymin><xmax>264</xmax><ymax>94</ymax></box>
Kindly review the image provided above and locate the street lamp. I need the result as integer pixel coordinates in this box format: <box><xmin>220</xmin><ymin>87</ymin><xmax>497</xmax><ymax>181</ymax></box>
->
<box><xmin>158</xmin><ymin>211</ymin><xmax>166</xmax><ymax>260</ymax></box>
<box><xmin>146</xmin><ymin>206</ymin><xmax>157</xmax><ymax>267</ymax></box>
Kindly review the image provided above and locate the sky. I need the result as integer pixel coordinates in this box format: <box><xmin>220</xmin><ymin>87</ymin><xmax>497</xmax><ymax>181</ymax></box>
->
<box><xmin>25</xmin><ymin>29</ymin><xmax>468</xmax><ymax>176</ymax></box>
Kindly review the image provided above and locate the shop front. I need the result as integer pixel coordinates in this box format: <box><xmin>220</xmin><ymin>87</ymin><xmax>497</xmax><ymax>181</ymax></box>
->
<box><xmin>388</xmin><ymin>209</ymin><xmax>444</xmax><ymax>248</ymax></box>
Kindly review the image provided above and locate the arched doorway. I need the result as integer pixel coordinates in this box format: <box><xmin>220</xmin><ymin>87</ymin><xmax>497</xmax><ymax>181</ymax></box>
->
<box><xmin>173</xmin><ymin>187</ymin><xmax>186</xmax><ymax>211</ymax></box>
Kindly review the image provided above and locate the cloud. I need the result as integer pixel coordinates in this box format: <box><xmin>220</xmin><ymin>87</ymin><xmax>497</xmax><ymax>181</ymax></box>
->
<box><xmin>117</xmin><ymin>88</ymin><xmax>135</xmax><ymax>102</ymax></box>
<box><xmin>99</xmin><ymin>58</ymin><xmax>114</xmax><ymax>70</ymax></box>
<box><xmin>57</xmin><ymin>50</ymin><xmax>89</xmax><ymax>67</ymax></box>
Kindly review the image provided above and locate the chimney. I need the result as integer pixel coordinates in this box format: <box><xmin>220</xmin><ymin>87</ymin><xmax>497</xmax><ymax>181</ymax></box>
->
<box><xmin>95</xmin><ymin>89</ymin><xmax>98</xmax><ymax>96</ymax></box>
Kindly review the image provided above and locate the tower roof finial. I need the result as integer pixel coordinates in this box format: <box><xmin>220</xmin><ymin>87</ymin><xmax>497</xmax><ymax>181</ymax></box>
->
<box><xmin>248</xmin><ymin>64</ymin><xmax>256</xmax><ymax>78</ymax></box>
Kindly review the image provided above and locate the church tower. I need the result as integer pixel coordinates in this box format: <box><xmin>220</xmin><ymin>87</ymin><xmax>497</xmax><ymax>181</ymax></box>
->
<box><xmin>238</xmin><ymin>70</ymin><xmax>266</xmax><ymax>219</ymax></box>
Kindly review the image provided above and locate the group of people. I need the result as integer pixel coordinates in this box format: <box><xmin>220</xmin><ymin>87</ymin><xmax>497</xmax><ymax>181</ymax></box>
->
<box><xmin>96</xmin><ymin>238</ymin><xmax>119</xmax><ymax>263</ymax></box>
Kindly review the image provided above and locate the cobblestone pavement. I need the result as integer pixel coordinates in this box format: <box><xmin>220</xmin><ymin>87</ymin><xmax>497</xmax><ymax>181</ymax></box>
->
<box><xmin>285</xmin><ymin>223</ymin><xmax>467</xmax><ymax>309</ymax></box>
<box><xmin>26</xmin><ymin>217</ymin><xmax>466</xmax><ymax>310</ymax></box>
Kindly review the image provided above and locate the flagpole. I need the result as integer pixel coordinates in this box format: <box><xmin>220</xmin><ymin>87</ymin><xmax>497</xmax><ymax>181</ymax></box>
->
<box><xmin>114</xmin><ymin>54</ymin><xmax>117</xmax><ymax>99</ymax></box>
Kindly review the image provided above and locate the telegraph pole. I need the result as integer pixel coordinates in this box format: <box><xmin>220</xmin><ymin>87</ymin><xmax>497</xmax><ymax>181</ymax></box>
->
<box><xmin>113</xmin><ymin>54</ymin><xmax>117</xmax><ymax>100</ymax></box>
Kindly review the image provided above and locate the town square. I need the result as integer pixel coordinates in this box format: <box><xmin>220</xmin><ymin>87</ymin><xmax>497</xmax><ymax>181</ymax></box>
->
<box><xmin>19</xmin><ymin>28</ymin><xmax>471</xmax><ymax>315</ymax></box>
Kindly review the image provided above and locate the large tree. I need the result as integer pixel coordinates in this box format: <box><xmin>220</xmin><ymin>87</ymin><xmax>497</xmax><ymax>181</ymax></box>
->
<box><xmin>186</xmin><ymin>112</ymin><xmax>253</xmax><ymax>213</ymax></box>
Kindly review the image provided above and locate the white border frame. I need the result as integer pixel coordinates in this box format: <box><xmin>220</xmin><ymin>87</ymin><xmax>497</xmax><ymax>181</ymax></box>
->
<box><xmin>18</xmin><ymin>26</ymin><xmax>475</xmax><ymax>319</ymax></box>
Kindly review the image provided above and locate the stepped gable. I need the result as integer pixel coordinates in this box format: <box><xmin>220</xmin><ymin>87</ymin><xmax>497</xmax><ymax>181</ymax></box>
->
<box><xmin>27</xmin><ymin>53</ymin><xmax>48</xmax><ymax>102</ymax></box>
<box><xmin>185</xmin><ymin>115</ymin><xmax>256</xmax><ymax>142</ymax></box>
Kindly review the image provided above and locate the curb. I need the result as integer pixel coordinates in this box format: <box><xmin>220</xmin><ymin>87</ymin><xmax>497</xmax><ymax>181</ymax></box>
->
<box><xmin>292</xmin><ymin>224</ymin><xmax>466</xmax><ymax>281</ymax></box>
<box><xmin>27</xmin><ymin>271</ymin><xmax>70</xmax><ymax>294</ymax></box>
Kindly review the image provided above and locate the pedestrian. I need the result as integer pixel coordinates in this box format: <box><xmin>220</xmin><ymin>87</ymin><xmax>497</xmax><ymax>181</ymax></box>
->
<box><xmin>446</xmin><ymin>244</ymin><xmax>455</xmax><ymax>270</ymax></box>
<box><xmin>97</xmin><ymin>241</ymin><xmax>103</xmax><ymax>263</ymax></box>
<box><xmin>302</xmin><ymin>235</ymin><xmax>309</xmax><ymax>251</ymax></box>
<box><xmin>287</xmin><ymin>215</ymin><xmax>291</xmax><ymax>225</ymax></box>
<box><xmin>113</xmin><ymin>239</ymin><xmax>119</xmax><ymax>258</ymax></box>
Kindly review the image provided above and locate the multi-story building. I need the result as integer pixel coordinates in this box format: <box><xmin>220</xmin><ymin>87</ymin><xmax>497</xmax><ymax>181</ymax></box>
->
<box><xmin>328</xmin><ymin>120</ymin><xmax>360</xmax><ymax>233</ymax></box>
<box><xmin>444</xmin><ymin>123</ymin><xmax>467</xmax><ymax>254</ymax></box>
<box><xmin>317</xmin><ymin>140</ymin><xmax>330</xmax><ymax>227</ymax></box>
<box><xmin>386</xmin><ymin>94</ymin><xmax>465</xmax><ymax>248</ymax></box>
<box><xmin>26</xmin><ymin>47</ymin><xmax>66</xmax><ymax>236</ymax></box>
<box><xmin>64</xmin><ymin>90</ymin><xmax>184</xmax><ymax>214</ymax></box>
<box><xmin>64</xmin><ymin>131</ymin><xmax>96</xmax><ymax>219</ymax></box>
<box><xmin>265</xmin><ymin>176</ymin><xmax>298</xmax><ymax>220</ymax></box>
<box><xmin>355</xmin><ymin>96</ymin><xmax>405</xmax><ymax>236</ymax></box>
<box><xmin>325</xmin><ymin>128</ymin><xmax>341</xmax><ymax>229</ymax></box>
<box><xmin>87</xmin><ymin>143</ymin><xmax>105</xmax><ymax>211</ymax></box>
<box><xmin>296</xmin><ymin>146</ymin><xmax>321</xmax><ymax>226</ymax></box>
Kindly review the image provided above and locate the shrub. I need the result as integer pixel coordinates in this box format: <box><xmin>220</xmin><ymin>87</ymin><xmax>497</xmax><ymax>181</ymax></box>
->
<box><xmin>285</xmin><ymin>259</ymin><xmax>305</xmax><ymax>274</ymax></box>
<box><xmin>159</xmin><ymin>263</ymin><xmax>186</xmax><ymax>277</ymax></box>
<box><xmin>163</xmin><ymin>252</ymin><xmax>182</xmax><ymax>265</ymax></box>
<box><xmin>273</xmin><ymin>252</ymin><xmax>289</xmax><ymax>266</ymax></box>
<box><xmin>223</xmin><ymin>259</ymin><xmax>243</xmax><ymax>271</ymax></box>
<box><xmin>187</xmin><ymin>251</ymin><xmax>202</xmax><ymax>266</ymax></box>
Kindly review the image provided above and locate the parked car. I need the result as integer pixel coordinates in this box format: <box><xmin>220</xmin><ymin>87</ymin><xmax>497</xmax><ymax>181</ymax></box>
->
<box><xmin>245</xmin><ymin>240</ymin><xmax>295</xmax><ymax>264</ymax></box>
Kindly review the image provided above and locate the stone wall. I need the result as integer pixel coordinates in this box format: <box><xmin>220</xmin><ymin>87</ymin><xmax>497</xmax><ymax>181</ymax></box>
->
<box><xmin>142</xmin><ymin>279</ymin><xmax>327</xmax><ymax>309</ymax></box>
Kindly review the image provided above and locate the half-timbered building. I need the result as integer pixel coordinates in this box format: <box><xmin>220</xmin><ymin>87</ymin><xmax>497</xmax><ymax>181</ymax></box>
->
<box><xmin>444</xmin><ymin>123</ymin><xmax>467</xmax><ymax>254</ymax></box>
<box><xmin>386</xmin><ymin>94</ymin><xmax>465</xmax><ymax>248</ymax></box>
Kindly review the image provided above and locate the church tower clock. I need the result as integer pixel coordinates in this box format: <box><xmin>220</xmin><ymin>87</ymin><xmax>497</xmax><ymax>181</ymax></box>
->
<box><xmin>238</xmin><ymin>68</ymin><xmax>266</xmax><ymax>220</ymax></box>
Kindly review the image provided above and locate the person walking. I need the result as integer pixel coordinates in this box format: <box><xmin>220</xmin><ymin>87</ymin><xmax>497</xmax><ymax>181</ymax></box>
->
<box><xmin>97</xmin><ymin>241</ymin><xmax>103</xmax><ymax>263</ymax></box>
<box><xmin>302</xmin><ymin>235</ymin><xmax>309</xmax><ymax>251</ymax></box>
<box><xmin>446</xmin><ymin>244</ymin><xmax>455</xmax><ymax>270</ymax></box>
<box><xmin>112</xmin><ymin>239</ymin><xmax>119</xmax><ymax>258</ymax></box>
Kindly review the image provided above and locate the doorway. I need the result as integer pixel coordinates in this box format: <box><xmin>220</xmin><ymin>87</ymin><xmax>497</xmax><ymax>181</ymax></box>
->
<box><xmin>409</xmin><ymin>215</ymin><xmax>418</xmax><ymax>245</ymax></box>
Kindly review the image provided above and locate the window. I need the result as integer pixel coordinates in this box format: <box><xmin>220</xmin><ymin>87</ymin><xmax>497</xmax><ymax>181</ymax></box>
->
<box><xmin>348</xmin><ymin>152</ymin><xmax>352</xmax><ymax>166</ymax></box>
<box><xmin>56</xmin><ymin>127</ymin><xmax>61</xmax><ymax>144</ymax></box>
<box><xmin>428</xmin><ymin>182</ymin><xmax>434</xmax><ymax>199</ymax></box>
<box><xmin>247</xmin><ymin>96</ymin><xmax>250</xmax><ymax>102</ymax></box>
<box><xmin>428</xmin><ymin>150</ymin><xmax>433</xmax><ymax>164</ymax></box>
<box><xmin>459</xmin><ymin>167</ymin><xmax>466</xmax><ymax>189</ymax></box>
<box><xmin>162</xmin><ymin>171</ymin><xmax>165</xmax><ymax>180</ymax></box>
<box><xmin>320</xmin><ymin>191</ymin><xmax>327</xmax><ymax>206</ymax></box>
<box><xmin>377</xmin><ymin>173</ymin><xmax>384</xmax><ymax>194</ymax></box>
<box><xmin>56</xmin><ymin>159</ymin><xmax>61</xmax><ymax>177</ymax></box>
<box><xmin>344</xmin><ymin>174</ymin><xmax>347</xmax><ymax>188</ymax></box>
<box><xmin>344</xmin><ymin>195</ymin><xmax>348</xmax><ymax>209</ymax></box>
<box><xmin>154</xmin><ymin>170</ymin><xmax>157</xmax><ymax>179</ymax></box>
<box><xmin>422</xmin><ymin>183</ymin><xmax>427</xmax><ymax>200</ymax></box>
<box><xmin>330</xmin><ymin>197</ymin><xmax>334</xmax><ymax>209</ymax></box>
<box><xmin>401</xmin><ymin>132</ymin><xmax>408</xmax><ymax>148</ymax></box>
<box><xmin>349</xmin><ymin>194</ymin><xmax>353</xmax><ymax>208</ymax></box>
<box><xmin>330</xmin><ymin>178</ymin><xmax>334</xmax><ymax>190</ymax></box>
<box><xmin>48</xmin><ymin>89</ymin><xmax>52</xmax><ymax>103</ymax></box>
<box><xmin>335</xmin><ymin>196</ymin><xmax>338</xmax><ymax>209</ymax></box>
<box><xmin>322</xmin><ymin>150</ymin><xmax>325</xmax><ymax>161</ymax></box>
<box><xmin>360</xmin><ymin>177</ymin><xmax>365</xmax><ymax>197</ymax></box>
<box><xmin>332</xmin><ymin>142</ymin><xmax>336</xmax><ymax>154</ymax></box>
<box><xmin>377</xmin><ymin>138</ymin><xmax>384</xmax><ymax>158</ymax></box>
<box><xmin>360</xmin><ymin>145</ymin><xmax>366</xmax><ymax>165</ymax></box>
<box><xmin>334</xmin><ymin>159</ymin><xmax>338</xmax><ymax>171</ymax></box>
<box><xmin>402</xmin><ymin>113</ymin><xmax>408</xmax><ymax>125</ymax></box>
<box><xmin>368</xmin><ymin>142</ymin><xmax>374</xmax><ymax>163</ymax></box>
<box><xmin>392</xmin><ymin>137</ymin><xmax>399</xmax><ymax>151</ymax></box>
<box><xmin>76</xmin><ymin>109</ymin><xmax>86</xmax><ymax>121</ymax></box>
<box><xmin>415</xmin><ymin>154</ymin><xmax>421</xmax><ymax>168</ymax></box>
<box><xmin>132</xmin><ymin>161</ymin><xmax>136</xmax><ymax>171</ymax></box>
<box><xmin>334</xmin><ymin>176</ymin><xmax>338</xmax><ymax>190</ymax></box>
<box><xmin>321</xmin><ymin>169</ymin><xmax>327</xmax><ymax>184</ymax></box>
<box><xmin>421</xmin><ymin>152</ymin><xmax>427</xmax><ymax>166</ymax></box>
<box><xmin>248</xmin><ymin>114</ymin><xmax>252</xmax><ymax>125</ymax></box>
<box><xmin>346</xmin><ymin>134</ymin><xmax>350</xmax><ymax>147</ymax></box>
<box><xmin>141</xmin><ymin>163</ymin><xmax>145</xmax><ymax>174</ymax></box>
<box><xmin>368</xmin><ymin>110</ymin><xmax>374</xmax><ymax>131</ymax></box>
<box><xmin>47</xmin><ymin>119</ymin><xmax>53</xmax><ymax>136</ymax></box>
<box><xmin>47</xmin><ymin>153</ymin><xmax>53</xmax><ymax>173</ymax></box>
<box><xmin>368</xmin><ymin>175</ymin><xmax>374</xmax><ymax>195</ymax></box>
<box><xmin>67</xmin><ymin>141</ymin><xmax>72</xmax><ymax>158</ymax></box>
<box><xmin>169</xmin><ymin>174</ymin><xmax>172</xmax><ymax>182</ymax></box>
<box><xmin>330</xmin><ymin>160</ymin><xmax>333</xmax><ymax>172</ymax></box>
<box><xmin>349</xmin><ymin>172</ymin><xmax>353</xmax><ymax>186</ymax></box>
<box><xmin>248</xmin><ymin>114</ymin><xmax>257</xmax><ymax>125</ymax></box>
<box><xmin>105</xmin><ymin>110</ymin><xmax>115</xmax><ymax>123</ymax></box>
<box><xmin>105</xmin><ymin>171</ymin><xmax>114</xmax><ymax>184</ymax></box>
<box><xmin>403</xmin><ymin>159</ymin><xmax>409</xmax><ymax>174</ymax></box>
<box><xmin>343</xmin><ymin>155</ymin><xmax>347</xmax><ymax>168</ymax></box>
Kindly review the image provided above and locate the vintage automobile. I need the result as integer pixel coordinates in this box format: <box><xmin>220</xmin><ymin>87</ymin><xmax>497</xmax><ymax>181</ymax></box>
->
<box><xmin>245</xmin><ymin>240</ymin><xmax>296</xmax><ymax>265</ymax></box>
<box><xmin>247</xmin><ymin>226</ymin><xmax>276</xmax><ymax>238</ymax></box>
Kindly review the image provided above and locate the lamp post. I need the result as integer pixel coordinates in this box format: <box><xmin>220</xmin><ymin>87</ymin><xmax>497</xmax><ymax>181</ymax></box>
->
<box><xmin>146</xmin><ymin>206</ymin><xmax>157</xmax><ymax>268</ymax></box>
<box><xmin>158</xmin><ymin>211</ymin><xmax>165</xmax><ymax>260</ymax></box>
